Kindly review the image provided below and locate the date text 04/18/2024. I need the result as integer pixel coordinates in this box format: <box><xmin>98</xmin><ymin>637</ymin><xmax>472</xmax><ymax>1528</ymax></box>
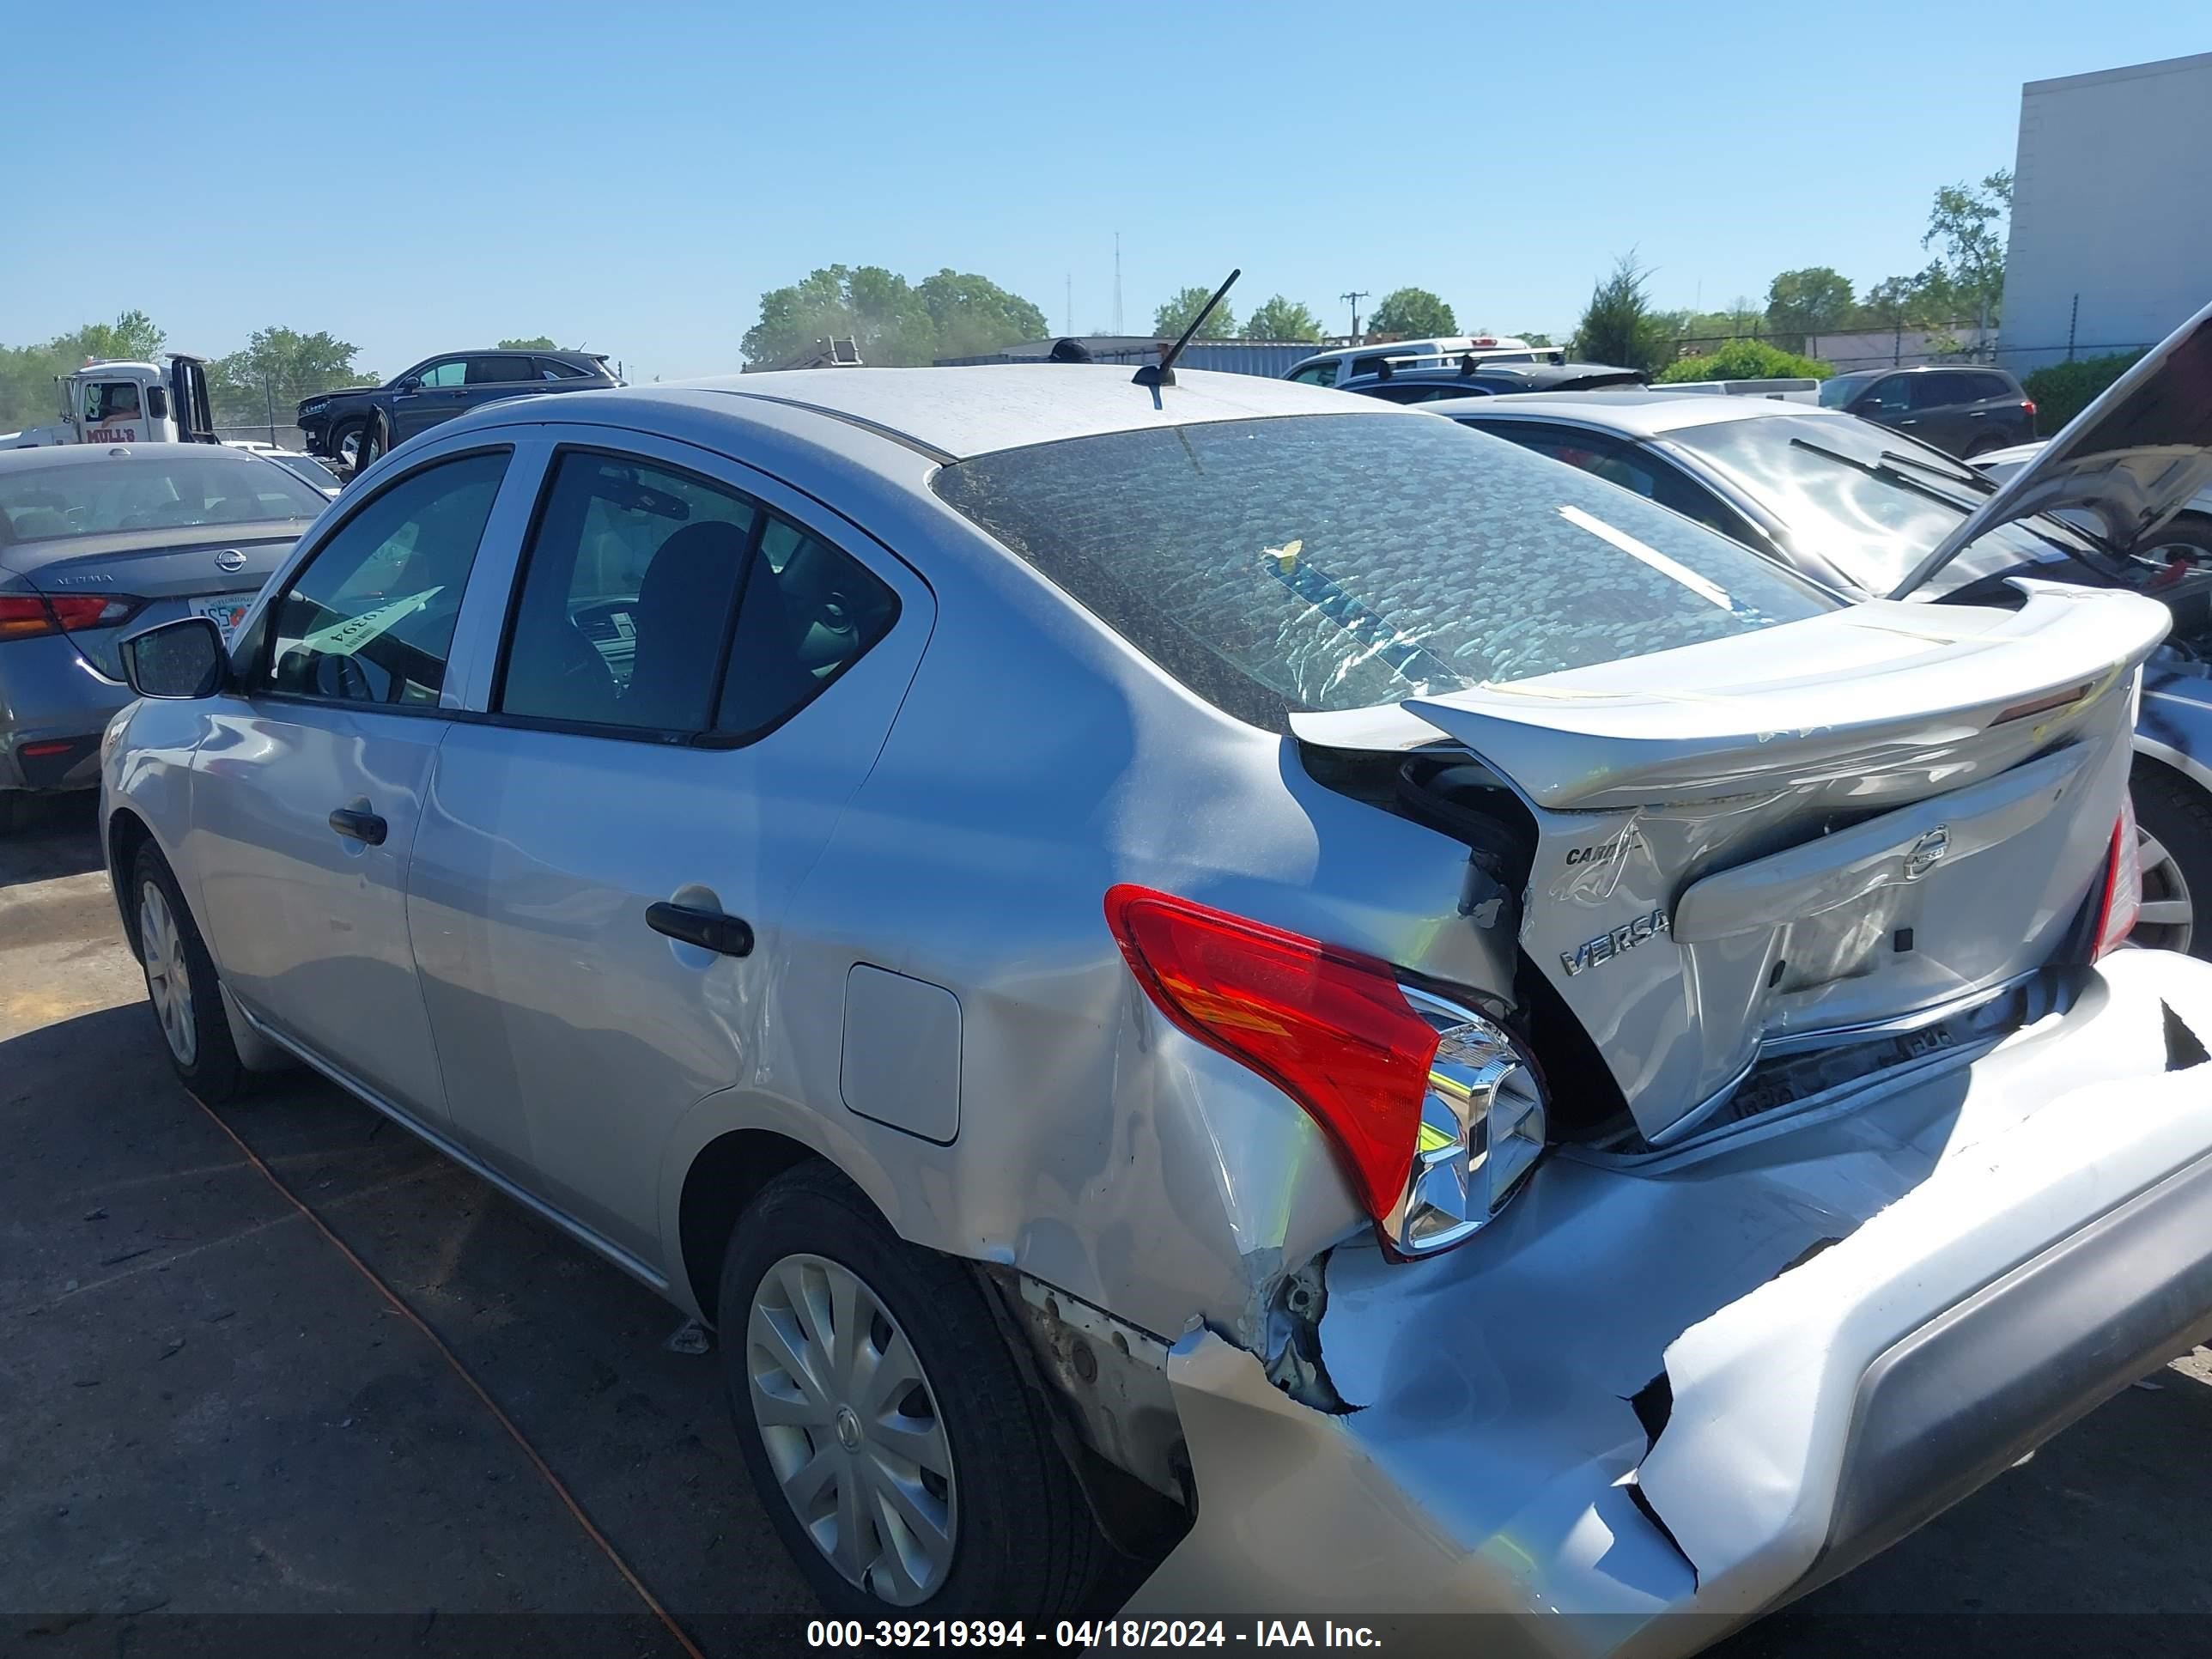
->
<box><xmin>805</xmin><ymin>1620</ymin><xmax>1383</xmax><ymax>1648</ymax></box>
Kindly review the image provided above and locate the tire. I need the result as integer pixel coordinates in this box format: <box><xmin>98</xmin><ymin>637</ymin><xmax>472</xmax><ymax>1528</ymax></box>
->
<box><xmin>0</xmin><ymin>790</ymin><xmax>27</xmax><ymax>837</ymax></box>
<box><xmin>131</xmin><ymin>841</ymin><xmax>246</xmax><ymax>1101</ymax></box>
<box><xmin>2132</xmin><ymin>762</ymin><xmax>2212</xmax><ymax>960</ymax></box>
<box><xmin>718</xmin><ymin>1163</ymin><xmax>1108</xmax><ymax>1618</ymax></box>
<box><xmin>2140</xmin><ymin>512</ymin><xmax>2212</xmax><ymax>568</ymax></box>
<box><xmin>331</xmin><ymin>420</ymin><xmax>366</xmax><ymax>471</ymax></box>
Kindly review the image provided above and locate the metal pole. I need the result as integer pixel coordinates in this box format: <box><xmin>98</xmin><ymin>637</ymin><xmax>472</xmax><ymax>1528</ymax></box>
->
<box><xmin>1340</xmin><ymin>290</ymin><xmax>1369</xmax><ymax>341</ymax></box>
<box><xmin>2066</xmin><ymin>294</ymin><xmax>2078</xmax><ymax>362</ymax></box>
<box><xmin>264</xmin><ymin>375</ymin><xmax>276</xmax><ymax>447</ymax></box>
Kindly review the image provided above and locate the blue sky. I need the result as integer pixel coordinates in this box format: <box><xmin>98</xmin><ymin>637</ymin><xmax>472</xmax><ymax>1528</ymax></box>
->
<box><xmin>4</xmin><ymin>3</ymin><xmax>2204</xmax><ymax>381</ymax></box>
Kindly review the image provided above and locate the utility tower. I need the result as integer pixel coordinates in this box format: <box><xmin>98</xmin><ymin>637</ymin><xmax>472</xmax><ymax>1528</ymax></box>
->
<box><xmin>1114</xmin><ymin>233</ymin><xmax>1124</xmax><ymax>334</ymax></box>
<box><xmin>1340</xmin><ymin>289</ymin><xmax>1370</xmax><ymax>341</ymax></box>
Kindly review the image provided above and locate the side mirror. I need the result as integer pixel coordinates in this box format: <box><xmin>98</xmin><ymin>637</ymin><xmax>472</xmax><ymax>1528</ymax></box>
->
<box><xmin>146</xmin><ymin>386</ymin><xmax>170</xmax><ymax>420</ymax></box>
<box><xmin>395</xmin><ymin>375</ymin><xmax>422</xmax><ymax>393</ymax></box>
<box><xmin>120</xmin><ymin>617</ymin><xmax>229</xmax><ymax>700</ymax></box>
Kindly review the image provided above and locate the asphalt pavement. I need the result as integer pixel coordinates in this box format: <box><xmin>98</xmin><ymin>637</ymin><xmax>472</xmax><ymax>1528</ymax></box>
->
<box><xmin>6</xmin><ymin>791</ymin><xmax>2212</xmax><ymax>1658</ymax></box>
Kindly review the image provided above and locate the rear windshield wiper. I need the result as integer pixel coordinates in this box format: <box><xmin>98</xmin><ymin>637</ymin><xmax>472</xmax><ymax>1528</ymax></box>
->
<box><xmin>1787</xmin><ymin>436</ymin><xmax>1975</xmax><ymax>514</ymax></box>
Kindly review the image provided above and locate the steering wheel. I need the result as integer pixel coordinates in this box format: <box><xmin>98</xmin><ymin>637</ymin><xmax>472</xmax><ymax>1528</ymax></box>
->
<box><xmin>313</xmin><ymin>653</ymin><xmax>375</xmax><ymax>702</ymax></box>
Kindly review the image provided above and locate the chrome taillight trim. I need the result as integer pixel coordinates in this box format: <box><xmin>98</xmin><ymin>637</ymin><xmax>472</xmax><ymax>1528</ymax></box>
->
<box><xmin>1384</xmin><ymin>988</ymin><xmax>1548</xmax><ymax>1256</ymax></box>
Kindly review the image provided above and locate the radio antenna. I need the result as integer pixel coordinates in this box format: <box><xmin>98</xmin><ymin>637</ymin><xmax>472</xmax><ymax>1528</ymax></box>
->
<box><xmin>1133</xmin><ymin>267</ymin><xmax>1240</xmax><ymax>390</ymax></box>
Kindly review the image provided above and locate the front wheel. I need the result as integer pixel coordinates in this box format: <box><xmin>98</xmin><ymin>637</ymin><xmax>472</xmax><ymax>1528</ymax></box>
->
<box><xmin>718</xmin><ymin>1164</ymin><xmax>1108</xmax><ymax>1618</ymax></box>
<box><xmin>132</xmin><ymin>842</ymin><xmax>246</xmax><ymax>1100</ymax></box>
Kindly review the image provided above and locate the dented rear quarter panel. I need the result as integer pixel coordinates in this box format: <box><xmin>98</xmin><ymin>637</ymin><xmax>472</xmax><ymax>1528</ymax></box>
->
<box><xmin>1130</xmin><ymin>949</ymin><xmax>2212</xmax><ymax>1651</ymax></box>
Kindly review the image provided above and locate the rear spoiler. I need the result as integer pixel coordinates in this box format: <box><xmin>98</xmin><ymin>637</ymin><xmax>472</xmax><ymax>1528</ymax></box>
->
<box><xmin>1289</xmin><ymin>588</ymin><xmax>2168</xmax><ymax>810</ymax></box>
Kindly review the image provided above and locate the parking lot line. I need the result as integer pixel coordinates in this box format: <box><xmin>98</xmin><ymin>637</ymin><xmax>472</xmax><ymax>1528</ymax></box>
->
<box><xmin>183</xmin><ymin>1087</ymin><xmax>709</xmax><ymax>1659</ymax></box>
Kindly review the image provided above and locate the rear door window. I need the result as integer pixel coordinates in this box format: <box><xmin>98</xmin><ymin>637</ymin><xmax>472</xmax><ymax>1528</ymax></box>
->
<box><xmin>496</xmin><ymin>451</ymin><xmax>897</xmax><ymax>740</ymax></box>
<box><xmin>1910</xmin><ymin>372</ymin><xmax>1970</xmax><ymax>410</ymax></box>
<box><xmin>932</xmin><ymin>413</ymin><xmax>1829</xmax><ymax>728</ymax></box>
<box><xmin>467</xmin><ymin>356</ymin><xmax>537</xmax><ymax>385</ymax></box>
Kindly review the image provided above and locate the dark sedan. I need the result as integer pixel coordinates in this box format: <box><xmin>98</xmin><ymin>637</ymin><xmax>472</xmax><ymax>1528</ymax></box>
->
<box><xmin>0</xmin><ymin>445</ymin><xmax>325</xmax><ymax>831</ymax></box>
<box><xmin>295</xmin><ymin>349</ymin><xmax>620</xmax><ymax>471</ymax></box>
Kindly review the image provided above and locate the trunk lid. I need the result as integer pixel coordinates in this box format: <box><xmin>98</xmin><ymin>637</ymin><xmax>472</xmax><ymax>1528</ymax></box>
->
<box><xmin>0</xmin><ymin>522</ymin><xmax>307</xmax><ymax>678</ymax></box>
<box><xmin>1293</xmin><ymin>587</ymin><xmax>2169</xmax><ymax>1142</ymax></box>
<box><xmin>1893</xmin><ymin>297</ymin><xmax>2212</xmax><ymax>595</ymax></box>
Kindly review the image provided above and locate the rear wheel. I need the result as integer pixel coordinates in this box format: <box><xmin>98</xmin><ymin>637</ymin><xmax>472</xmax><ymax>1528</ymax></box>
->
<box><xmin>718</xmin><ymin>1164</ymin><xmax>1107</xmax><ymax>1617</ymax></box>
<box><xmin>0</xmin><ymin>791</ymin><xmax>26</xmax><ymax>837</ymax></box>
<box><xmin>2132</xmin><ymin>763</ymin><xmax>2211</xmax><ymax>959</ymax></box>
<box><xmin>132</xmin><ymin>842</ymin><xmax>246</xmax><ymax>1100</ymax></box>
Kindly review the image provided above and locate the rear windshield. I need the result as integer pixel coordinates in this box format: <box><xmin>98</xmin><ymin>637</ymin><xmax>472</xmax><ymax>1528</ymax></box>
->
<box><xmin>0</xmin><ymin>455</ymin><xmax>325</xmax><ymax>545</ymax></box>
<box><xmin>932</xmin><ymin>413</ymin><xmax>1832</xmax><ymax>728</ymax></box>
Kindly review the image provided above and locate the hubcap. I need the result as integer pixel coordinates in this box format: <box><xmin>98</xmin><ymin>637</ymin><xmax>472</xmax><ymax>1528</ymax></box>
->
<box><xmin>2135</xmin><ymin>823</ymin><xmax>2195</xmax><ymax>955</ymax></box>
<box><xmin>747</xmin><ymin>1253</ymin><xmax>956</xmax><ymax>1604</ymax></box>
<box><xmin>138</xmin><ymin>881</ymin><xmax>198</xmax><ymax>1066</ymax></box>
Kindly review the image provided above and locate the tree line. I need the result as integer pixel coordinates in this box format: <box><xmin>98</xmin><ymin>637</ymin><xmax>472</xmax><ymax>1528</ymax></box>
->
<box><xmin>0</xmin><ymin>319</ymin><xmax>588</xmax><ymax>435</ymax></box>
<box><xmin>1574</xmin><ymin>172</ymin><xmax>2014</xmax><ymax>376</ymax></box>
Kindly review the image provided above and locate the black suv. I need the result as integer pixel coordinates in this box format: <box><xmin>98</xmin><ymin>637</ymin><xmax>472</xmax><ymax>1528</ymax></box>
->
<box><xmin>297</xmin><ymin>349</ymin><xmax>620</xmax><ymax>471</ymax></box>
<box><xmin>1815</xmin><ymin>364</ymin><xmax>2034</xmax><ymax>458</ymax></box>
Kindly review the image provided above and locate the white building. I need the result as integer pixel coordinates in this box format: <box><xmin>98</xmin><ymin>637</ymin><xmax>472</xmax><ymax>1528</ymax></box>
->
<box><xmin>1999</xmin><ymin>50</ymin><xmax>2212</xmax><ymax>372</ymax></box>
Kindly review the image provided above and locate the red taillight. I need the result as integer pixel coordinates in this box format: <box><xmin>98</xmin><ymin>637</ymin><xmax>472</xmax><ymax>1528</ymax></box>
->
<box><xmin>2094</xmin><ymin>798</ymin><xmax>2142</xmax><ymax>957</ymax></box>
<box><xmin>1103</xmin><ymin>884</ymin><xmax>1439</xmax><ymax>1220</ymax></box>
<box><xmin>0</xmin><ymin>593</ymin><xmax>139</xmax><ymax>641</ymax></box>
<box><xmin>2022</xmin><ymin>398</ymin><xmax>2037</xmax><ymax>417</ymax></box>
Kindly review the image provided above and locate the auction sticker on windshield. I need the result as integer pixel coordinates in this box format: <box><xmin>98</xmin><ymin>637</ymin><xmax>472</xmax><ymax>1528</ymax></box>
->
<box><xmin>190</xmin><ymin>595</ymin><xmax>255</xmax><ymax>646</ymax></box>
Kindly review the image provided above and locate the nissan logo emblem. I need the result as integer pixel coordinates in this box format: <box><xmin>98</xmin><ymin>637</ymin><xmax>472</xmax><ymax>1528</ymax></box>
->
<box><xmin>1903</xmin><ymin>825</ymin><xmax>1952</xmax><ymax>881</ymax></box>
<box><xmin>215</xmin><ymin>549</ymin><xmax>247</xmax><ymax>574</ymax></box>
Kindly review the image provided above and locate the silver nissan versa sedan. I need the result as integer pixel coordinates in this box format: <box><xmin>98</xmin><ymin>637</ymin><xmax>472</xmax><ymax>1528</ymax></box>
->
<box><xmin>100</xmin><ymin>364</ymin><xmax>2212</xmax><ymax>1650</ymax></box>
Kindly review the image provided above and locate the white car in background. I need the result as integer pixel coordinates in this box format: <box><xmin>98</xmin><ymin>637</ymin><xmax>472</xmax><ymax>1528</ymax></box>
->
<box><xmin>219</xmin><ymin>441</ymin><xmax>343</xmax><ymax>498</ymax></box>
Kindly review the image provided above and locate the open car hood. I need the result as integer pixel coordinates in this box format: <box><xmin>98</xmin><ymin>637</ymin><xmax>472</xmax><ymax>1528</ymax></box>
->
<box><xmin>1891</xmin><ymin>298</ymin><xmax>2212</xmax><ymax>597</ymax></box>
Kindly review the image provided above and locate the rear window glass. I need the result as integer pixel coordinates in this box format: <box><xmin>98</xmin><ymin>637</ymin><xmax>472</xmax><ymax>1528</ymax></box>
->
<box><xmin>932</xmin><ymin>414</ymin><xmax>1832</xmax><ymax>728</ymax></box>
<box><xmin>0</xmin><ymin>456</ymin><xmax>325</xmax><ymax>544</ymax></box>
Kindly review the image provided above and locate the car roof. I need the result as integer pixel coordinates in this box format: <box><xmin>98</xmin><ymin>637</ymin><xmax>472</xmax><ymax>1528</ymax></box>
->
<box><xmin>0</xmin><ymin>442</ymin><xmax>280</xmax><ymax>471</ymax></box>
<box><xmin>1424</xmin><ymin>388</ymin><xmax>1848</xmax><ymax>436</ymax></box>
<box><xmin>1829</xmin><ymin>363</ymin><xmax>2015</xmax><ymax>380</ymax></box>
<box><xmin>506</xmin><ymin>365</ymin><xmax>1401</xmax><ymax>461</ymax></box>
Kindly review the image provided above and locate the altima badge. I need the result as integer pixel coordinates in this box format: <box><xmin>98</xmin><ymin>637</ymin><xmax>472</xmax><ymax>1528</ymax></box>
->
<box><xmin>215</xmin><ymin>549</ymin><xmax>247</xmax><ymax>573</ymax></box>
<box><xmin>1561</xmin><ymin>908</ymin><xmax>1669</xmax><ymax>977</ymax></box>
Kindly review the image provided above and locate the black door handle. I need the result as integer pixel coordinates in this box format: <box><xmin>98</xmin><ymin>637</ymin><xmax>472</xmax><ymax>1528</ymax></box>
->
<box><xmin>647</xmin><ymin>901</ymin><xmax>754</xmax><ymax>958</ymax></box>
<box><xmin>328</xmin><ymin>806</ymin><xmax>387</xmax><ymax>845</ymax></box>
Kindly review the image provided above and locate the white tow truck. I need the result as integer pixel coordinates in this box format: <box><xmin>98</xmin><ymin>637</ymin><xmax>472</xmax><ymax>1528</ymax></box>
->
<box><xmin>0</xmin><ymin>354</ymin><xmax>220</xmax><ymax>448</ymax></box>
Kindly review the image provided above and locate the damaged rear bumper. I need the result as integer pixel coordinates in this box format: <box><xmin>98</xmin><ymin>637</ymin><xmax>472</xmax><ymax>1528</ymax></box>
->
<box><xmin>1126</xmin><ymin>950</ymin><xmax>2212</xmax><ymax>1657</ymax></box>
